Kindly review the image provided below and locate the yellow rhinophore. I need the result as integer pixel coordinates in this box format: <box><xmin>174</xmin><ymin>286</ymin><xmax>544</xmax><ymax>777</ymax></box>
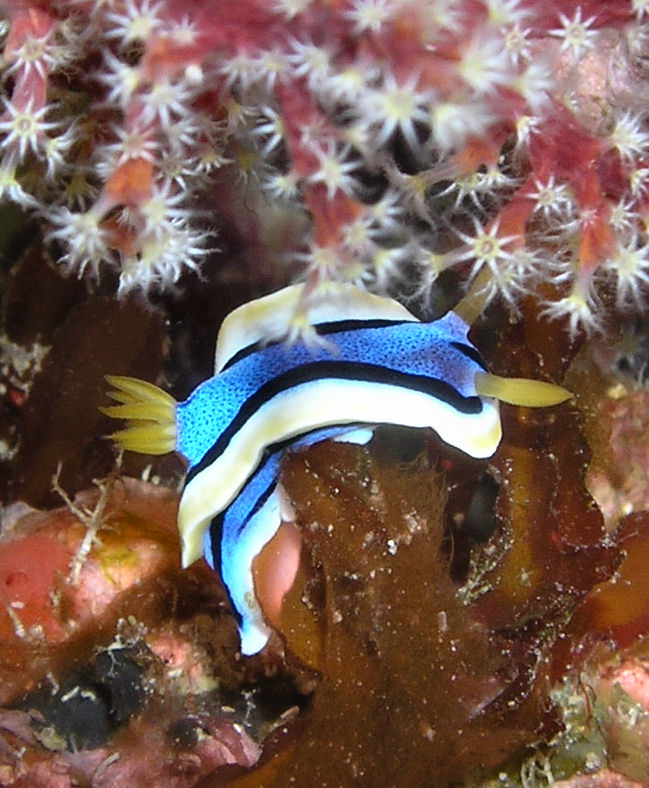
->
<box><xmin>475</xmin><ymin>372</ymin><xmax>572</xmax><ymax>407</ymax></box>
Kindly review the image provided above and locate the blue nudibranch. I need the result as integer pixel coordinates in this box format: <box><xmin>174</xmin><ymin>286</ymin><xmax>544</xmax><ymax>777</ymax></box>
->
<box><xmin>103</xmin><ymin>283</ymin><xmax>571</xmax><ymax>655</ymax></box>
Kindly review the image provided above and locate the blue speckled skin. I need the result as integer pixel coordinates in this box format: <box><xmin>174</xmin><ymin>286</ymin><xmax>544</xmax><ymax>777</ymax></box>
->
<box><xmin>179</xmin><ymin>310</ymin><xmax>490</xmax><ymax>654</ymax></box>
<box><xmin>177</xmin><ymin>312</ymin><xmax>481</xmax><ymax>468</ymax></box>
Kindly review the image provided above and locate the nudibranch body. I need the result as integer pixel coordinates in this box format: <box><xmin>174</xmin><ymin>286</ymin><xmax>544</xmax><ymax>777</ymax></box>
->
<box><xmin>103</xmin><ymin>284</ymin><xmax>571</xmax><ymax>655</ymax></box>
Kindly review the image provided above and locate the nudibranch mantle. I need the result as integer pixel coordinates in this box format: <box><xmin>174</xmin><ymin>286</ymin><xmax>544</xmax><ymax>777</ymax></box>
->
<box><xmin>175</xmin><ymin>308</ymin><xmax>499</xmax><ymax>567</ymax></box>
<box><xmin>103</xmin><ymin>283</ymin><xmax>571</xmax><ymax>656</ymax></box>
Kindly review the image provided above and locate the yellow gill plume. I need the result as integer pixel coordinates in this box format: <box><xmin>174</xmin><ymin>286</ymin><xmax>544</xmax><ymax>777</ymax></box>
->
<box><xmin>101</xmin><ymin>375</ymin><xmax>177</xmax><ymax>454</ymax></box>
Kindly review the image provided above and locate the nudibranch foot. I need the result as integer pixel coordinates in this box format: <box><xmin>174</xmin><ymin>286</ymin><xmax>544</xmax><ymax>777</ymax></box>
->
<box><xmin>206</xmin><ymin>451</ymin><xmax>284</xmax><ymax>656</ymax></box>
<box><xmin>206</xmin><ymin>426</ymin><xmax>376</xmax><ymax>655</ymax></box>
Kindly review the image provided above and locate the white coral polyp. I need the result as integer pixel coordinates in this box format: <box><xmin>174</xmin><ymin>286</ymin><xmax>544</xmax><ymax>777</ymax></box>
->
<box><xmin>117</xmin><ymin>222</ymin><xmax>211</xmax><ymax>295</ymax></box>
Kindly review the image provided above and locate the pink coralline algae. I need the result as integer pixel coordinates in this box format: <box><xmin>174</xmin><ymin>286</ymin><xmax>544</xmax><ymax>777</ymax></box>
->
<box><xmin>0</xmin><ymin>0</ymin><xmax>648</xmax><ymax>332</ymax></box>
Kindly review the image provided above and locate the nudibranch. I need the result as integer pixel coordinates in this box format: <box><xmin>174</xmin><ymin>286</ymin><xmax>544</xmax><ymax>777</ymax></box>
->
<box><xmin>102</xmin><ymin>283</ymin><xmax>571</xmax><ymax>655</ymax></box>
